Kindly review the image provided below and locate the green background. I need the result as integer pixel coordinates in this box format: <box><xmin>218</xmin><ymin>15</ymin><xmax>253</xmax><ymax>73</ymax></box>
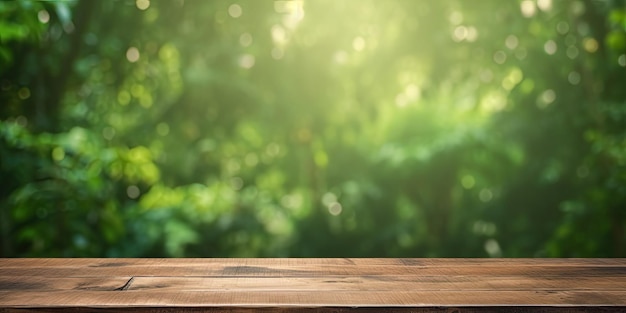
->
<box><xmin>1</xmin><ymin>0</ymin><xmax>625</xmax><ymax>257</ymax></box>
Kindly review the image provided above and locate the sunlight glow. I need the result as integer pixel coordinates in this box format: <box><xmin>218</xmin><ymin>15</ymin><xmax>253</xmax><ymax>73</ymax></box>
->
<box><xmin>275</xmin><ymin>0</ymin><xmax>304</xmax><ymax>29</ymax></box>
<box><xmin>271</xmin><ymin>25</ymin><xmax>287</xmax><ymax>45</ymax></box>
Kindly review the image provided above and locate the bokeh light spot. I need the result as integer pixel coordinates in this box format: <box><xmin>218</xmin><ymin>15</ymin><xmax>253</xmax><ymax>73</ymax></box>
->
<box><xmin>566</xmin><ymin>46</ymin><xmax>579</xmax><ymax>59</ymax></box>
<box><xmin>117</xmin><ymin>90</ymin><xmax>131</xmax><ymax>105</ymax></box>
<box><xmin>136</xmin><ymin>0</ymin><xmax>150</xmax><ymax>11</ymax></box>
<box><xmin>266</xmin><ymin>143</ymin><xmax>281</xmax><ymax>157</ymax></box>
<box><xmin>228</xmin><ymin>4</ymin><xmax>242</xmax><ymax>18</ymax></box>
<box><xmin>473</xmin><ymin>221</ymin><xmax>497</xmax><ymax>236</ymax></box>
<box><xmin>395</xmin><ymin>93</ymin><xmax>408</xmax><ymax>107</ymax></box>
<box><xmin>479</xmin><ymin>189</ymin><xmax>493</xmax><ymax>202</ymax></box>
<box><xmin>156</xmin><ymin>122</ymin><xmax>170</xmax><ymax>136</ymax></box>
<box><xmin>271</xmin><ymin>47</ymin><xmax>284</xmax><ymax>60</ymax></box>
<box><xmin>271</xmin><ymin>25</ymin><xmax>287</xmax><ymax>44</ymax></box>
<box><xmin>502</xmin><ymin>67</ymin><xmax>523</xmax><ymax>91</ymax></box>
<box><xmin>245</xmin><ymin>153</ymin><xmax>258</xmax><ymax>167</ymax></box>
<box><xmin>15</xmin><ymin>116</ymin><xmax>27</xmax><ymax>127</ymax></box>
<box><xmin>466</xmin><ymin>27</ymin><xmax>478</xmax><ymax>42</ymax></box>
<box><xmin>537</xmin><ymin>89</ymin><xmax>556</xmax><ymax>108</ymax></box>
<box><xmin>322</xmin><ymin>192</ymin><xmax>337</xmax><ymax>206</ymax></box>
<box><xmin>505</xmin><ymin>35</ymin><xmax>518</xmax><ymax>50</ymax></box>
<box><xmin>484</xmin><ymin>239</ymin><xmax>502</xmax><ymax>257</ymax></box>
<box><xmin>544</xmin><ymin>40</ymin><xmax>557</xmax><ymax>55</ymax></box>
<box><xmin>619</xmin><ymin>54</ymin><xmax>626</xmax><ymax>67</ymax></box>
<box><xmin>18</xmin><ymin>87</ymin><xmax>31</xmax><ymax>100</ymax></box>
<box><xmin>493</xmin><ymin>50</ymin><xmax>506</xmax><ymax>64</ymax></box>
<box><xmin>556</xmin><ymin>21</ymin><xmax>569</xmax><ymax>34</ymax></box>
<box><xmin>127</xmin><ymin>185</ymin><xmax>141</xmax><ymax>199</ymax></box>
<box><xmin>520</xmin><ymin>0</ymin><xmax>536</xmax><ymax>18</ymax></box>
<box><xmin>52</xmin><ymin>147</ymin><xmax>65</xmax><ymax>162</ymax></box>
<box><xmin>453</xmin><ymin>26</ymin><xmax>468</xmax><ymax>42</ymax></box>
<box><xmin>37</xmin><ymin>10</ymin><xmax>50</xmax><ymax>24</ymax></box>
<box><xmin>230</xmin><ymin>177</ymin><xmax>244</xmax><ymax>191</ymax></box>
<box><xmin>462</xmin><ymin>175</ymin><xmax>475</xmax><ymax>189</ymax></box>
<box><xmin>102</xmin><ymin>127</ymin><xmax>115</xmax><ymax>140</ymax></box>
<box><xmin>480</xmin><ymin>69</ymin><xmax>493</xmax><ymax>83</ymax></box>
<box><xmin>515</xmin><ymin>48</ymin><xmax>528</xmax><ymax>60</ymax></box>
<box><xmin>537</xmin><ymin>0</ymin><xmax>552</xmax><ymax>12</ymax></box>
<box><xmin>583</xmin><ymin>37</ymin><xmax>598</xmax><ymax>53</ymax></box>
<box><xmin>568</xmin><ymin>71</ymin><xmax>581</xmax><ymax>85</ymax></box>
<box><xmin>449</xmin><ymin>11</ymin><xmax>463</xmax><ymax>25</ymax></box>
<box><xmin>238</xmin><ymin>54</ymin><xmax>255</xmax><ymax>69</ymax></box>
<box><xmin>239</xmin><ymin>32</ymin><xmax>253</xmax><ymax>47</ymax></box>
<box><xmin>333</xmin><ymin>50</ymin><xmax>348</xmax><ymax>64</ymax></box>
<box><xmin>352</xmin><ymin>36</ymin><xmax>365</xmax><ymax>51</ymax></box>
<box><xmin>577</xmin><ymin>23</ymin><xmax>590</xmax><ymax>36</ymax></box>
<box><xmin>328</xmin><ymin>202</ymin><xmax>342</xmax><ymax>216</ymax></box>
<box><xmin>126</xmin><ymin>47</ymin><xmax>140</xmax><ymax>63</ymax></box>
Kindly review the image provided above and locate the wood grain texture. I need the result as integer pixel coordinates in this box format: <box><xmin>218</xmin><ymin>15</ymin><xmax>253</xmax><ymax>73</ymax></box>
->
<box><xmin>0</xmin><ymin>258</ymin><xmax>624</xmax><ymax>312</ymax></box>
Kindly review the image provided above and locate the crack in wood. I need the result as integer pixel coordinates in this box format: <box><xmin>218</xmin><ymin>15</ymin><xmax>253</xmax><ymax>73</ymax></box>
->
<box><xmin>114</xmin><ymin>277</ymin><xmax>134</xmax><ymax>291</ymax></box>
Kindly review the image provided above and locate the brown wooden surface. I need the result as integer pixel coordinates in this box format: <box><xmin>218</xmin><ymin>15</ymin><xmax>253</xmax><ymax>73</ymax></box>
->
<box><xmin>0</xmin><ymin>258</ymin><xmax>625</xmax><ymax>312</ymax></box>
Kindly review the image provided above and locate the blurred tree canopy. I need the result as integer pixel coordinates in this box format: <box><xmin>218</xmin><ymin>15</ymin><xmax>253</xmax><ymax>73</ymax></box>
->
<box><xmin>0</xmin><ymin>0</ymin><xmax>625</xmax><ymax>257</ymax></box>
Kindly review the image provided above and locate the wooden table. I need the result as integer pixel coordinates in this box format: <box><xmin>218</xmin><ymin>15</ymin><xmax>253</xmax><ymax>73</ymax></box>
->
<box><xmin>0</xmin><ymin>258</ymin><xmax>625</xmax><ymax>312</ymax></box>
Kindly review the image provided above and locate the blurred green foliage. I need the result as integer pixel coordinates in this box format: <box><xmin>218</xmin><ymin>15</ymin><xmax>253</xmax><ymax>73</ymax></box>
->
<box><xmin>1</xmin><ymin>0</ymin><xmax>625</xmax><ymax>257</ymax></box>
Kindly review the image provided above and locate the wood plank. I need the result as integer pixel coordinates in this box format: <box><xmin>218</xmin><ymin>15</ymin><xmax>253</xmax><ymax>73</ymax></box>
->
<box><xmin>1</xmin><ymin>308</ymin><xmax>625</xmax><ymax>313</ymax></box>
<box><xmin>2</xmin><ymin>275</ymin><xmax>622</xmax><ymax>293</ymax></box>
<box><xmin>2</xmin><ymin>290</ymin><xmax>626</xmax><ymax>307</ymax></box>
<box><xmin>2</xmin><ymin>258</ymin><xmax>625</xmax><ymax>268</ymax></box>
<box><xmin>0</xmin><ymin>276</ymin><xmax>131</xmax><ymax>291</ymax></box>
<box><xmin>1</xmin><ymin>265</ymin><xmax>624</xmax><ymax>278</ymax></box>
<box><xmin>1</xmin><ymin>258</ymin><xmax>625</xmax><ymax>277</ymax></box>
<box><xmin>127</xmin><ymin>275</ymin><xmax>626</xmax><ymax>292</ymax></box>
<box><xmin>0</xmin><ymin>258</ymin><xmax>625</xmax><ymax>311</ymax></box>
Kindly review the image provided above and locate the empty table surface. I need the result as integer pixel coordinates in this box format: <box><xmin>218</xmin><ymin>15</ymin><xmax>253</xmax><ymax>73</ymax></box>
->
<box><xmin>0</xmin><ymin>258</ymin><xmax>625</xmax><ymax>312</ymax></box>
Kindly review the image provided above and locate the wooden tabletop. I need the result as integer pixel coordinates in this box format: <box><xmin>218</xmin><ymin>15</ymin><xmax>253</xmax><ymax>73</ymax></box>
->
<box><xmin>0</xmin><ymin>258</ymin><xmax>625</xmax><ymax>312</ymax></box>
